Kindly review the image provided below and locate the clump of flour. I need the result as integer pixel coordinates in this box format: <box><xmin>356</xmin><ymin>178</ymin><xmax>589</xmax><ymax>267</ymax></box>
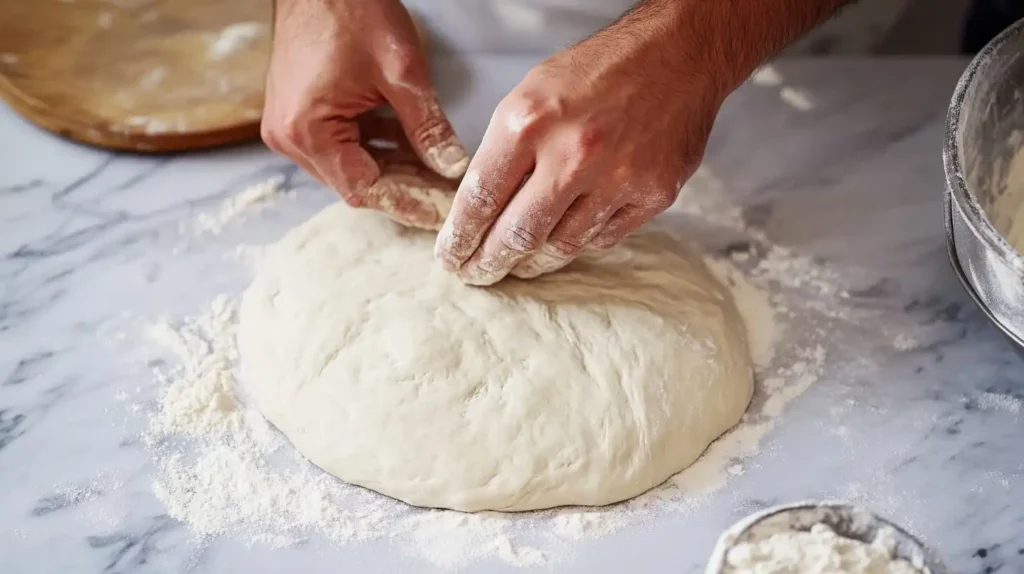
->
<box><xmin>114</xmin><ymin>173</ymin><xmax>852</xmax><ymax>570</ymax></box>
<box><xmin>147</xmin><ymin>295</ymin><xmax>241</xmax><ymax>438</ymax></box>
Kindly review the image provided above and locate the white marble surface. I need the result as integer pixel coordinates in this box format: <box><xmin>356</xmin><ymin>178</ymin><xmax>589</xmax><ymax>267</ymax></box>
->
<box><xmin>2</xmin><ymin>56</ymin><xmax>1024</xmax><ymax>573</ymax></box>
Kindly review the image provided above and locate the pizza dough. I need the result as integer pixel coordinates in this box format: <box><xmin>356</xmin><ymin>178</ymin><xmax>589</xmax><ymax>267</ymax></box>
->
<box><xmin>238</xmin><ymin>204</ymin><xmax>754</xmax><ymax>512</ymax></box>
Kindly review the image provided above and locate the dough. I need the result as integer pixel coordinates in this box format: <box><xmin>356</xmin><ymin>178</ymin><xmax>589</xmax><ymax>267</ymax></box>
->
<box><xmin>238</xmin><ymin>204</ymin><xmax>753</xmax><ymax>512</ymax></box>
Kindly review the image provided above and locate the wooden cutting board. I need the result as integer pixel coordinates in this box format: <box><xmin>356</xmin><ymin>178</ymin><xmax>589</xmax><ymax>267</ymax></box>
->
<box><xmin>0</xmin><ymin>0</ymin><xmax>272</xmax><ymax>152</ymax></box>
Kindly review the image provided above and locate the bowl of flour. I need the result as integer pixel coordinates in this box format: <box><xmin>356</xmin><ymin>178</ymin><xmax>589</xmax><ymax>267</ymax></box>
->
<box><xmin>705</xmin><ymin>501</ymin><xmax>948</xmax><ymax>574</ymax></box>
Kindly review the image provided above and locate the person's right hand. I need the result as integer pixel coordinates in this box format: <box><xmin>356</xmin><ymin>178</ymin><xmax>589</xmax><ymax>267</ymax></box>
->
<box><xmin>261</xmin><ymin>0</ymin><xmax>469</xmax><ymax>225</ymax></box>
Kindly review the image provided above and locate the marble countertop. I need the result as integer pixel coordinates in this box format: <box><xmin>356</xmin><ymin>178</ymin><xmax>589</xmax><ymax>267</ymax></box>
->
<box><xmin>2</xmin><ymin>55</ymin><xmax>1023</xmax><ymax>573</ymax></box>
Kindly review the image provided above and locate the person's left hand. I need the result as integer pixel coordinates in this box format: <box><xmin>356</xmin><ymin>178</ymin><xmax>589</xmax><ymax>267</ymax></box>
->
<box><xmin>433</xmin><ymin>4</ymin><xmax>729</xmax><ymax>285</ymax></box>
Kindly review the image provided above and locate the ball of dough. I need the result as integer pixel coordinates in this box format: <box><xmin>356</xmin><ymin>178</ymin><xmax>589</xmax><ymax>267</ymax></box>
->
<box><xmin>238</xmin><ymin>204</ymin><xmax>753</xmax><ymax>512</ymax></box>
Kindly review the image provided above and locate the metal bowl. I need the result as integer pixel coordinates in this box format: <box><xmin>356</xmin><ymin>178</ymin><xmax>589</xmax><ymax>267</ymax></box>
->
<box><xmin>944</xmin><ymin>17</ymin><xmax>1024</xmax><ymax>349</ymax></box>
<box><xmin>705</xmin><ymin>501</ymin><xmax>948</xmax><ymax>573</ymax></box>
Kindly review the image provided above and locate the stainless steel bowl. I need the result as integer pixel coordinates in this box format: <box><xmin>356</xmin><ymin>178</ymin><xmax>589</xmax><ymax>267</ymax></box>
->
<box><xmin>705</xmin><ymin>501</ymin><xmax>948</xmax><ymax>574</ymax></box>
<box><xmin>944</xmin><ymin>17</ymin><xmax>1024</xmax><ymax>349</ymax></box>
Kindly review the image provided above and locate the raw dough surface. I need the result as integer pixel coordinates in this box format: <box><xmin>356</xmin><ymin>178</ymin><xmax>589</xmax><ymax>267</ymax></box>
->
<box><xmin>238</xmin><ymin>204</ymin><xmax>753</xmax><ymax>512</ymax></box>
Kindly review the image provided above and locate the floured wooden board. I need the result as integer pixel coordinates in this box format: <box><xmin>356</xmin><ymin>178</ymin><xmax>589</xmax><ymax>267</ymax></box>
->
<box><xmin>0</xmin><ymin>0</ymin><xmax>271</xmax><ymax>152</ymax></box>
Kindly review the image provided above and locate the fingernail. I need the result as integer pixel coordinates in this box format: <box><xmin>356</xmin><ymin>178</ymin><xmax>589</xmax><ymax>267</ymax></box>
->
<box><xmin>428</xmin><ymin>142</ymin><xmax>470</xmax><ymax>179</ymax></box>
<box><xmin>458</xmin><ymin>261</ymin><xmax>501</xmax><ymax>287</ymax></box>
<box><xmin>434</xmin><ymin>223</ymin><xmax>460</xmax><ymax>271</ymax></box>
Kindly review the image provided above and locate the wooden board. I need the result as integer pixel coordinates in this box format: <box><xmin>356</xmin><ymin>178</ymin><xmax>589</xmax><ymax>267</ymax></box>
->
<box><xmin>0</xmin><ymin>0</ymin><xmax>272</xmax><ymax>152</ymax></box>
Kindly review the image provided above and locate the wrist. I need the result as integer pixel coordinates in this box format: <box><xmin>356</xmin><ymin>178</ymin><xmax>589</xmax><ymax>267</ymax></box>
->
<box><xmin>627</xmin><ymin>0</ymin><xmax>849</xmax><ymax>99</ymax></box>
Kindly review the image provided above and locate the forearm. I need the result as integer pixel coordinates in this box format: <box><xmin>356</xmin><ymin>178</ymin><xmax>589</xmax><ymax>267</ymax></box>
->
<box><xmin>617</xmin><ymin>0</ymin><xmax>853</xmax><ymax>98</ymax></box>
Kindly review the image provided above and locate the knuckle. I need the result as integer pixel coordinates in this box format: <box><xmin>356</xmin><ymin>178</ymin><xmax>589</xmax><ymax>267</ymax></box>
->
<box><xmin>563</xmin><ymin>123</ymin><xmax>603</xmax><ymax>160</ymax></box>
<box><xmin>459</xmin><ymin>172</ymin><xmax>501</xmax><ymax>217</ymax></box>
<box><xmin>497</xmin><ymin>92</ymin><xmax>556</xmax><ymax>137</ymax></box>
<box><xmin>590</xmin><ymin>231</ymin><xmax>620</xmax><ymax>250</ymax></box>
<box><xmin>412</xmin><ymin>113</ymin><xmax>448</xmax><ymax>146</ymax></box>
<box><xmin>502</xmin><ymin>224</ymin><xmax>543</xmax><ymax>254</ymax></box>
<box><xmin>385</xmin><ymin>44</ymin><xmax>426</xmax><ymax>85</ymax></box>
<box><xmin>650</xmin><ymin>189</ymin><xmax>678</xmax><ymax>212</ymax></box>
<box><xmin>260</xmin><ymin>121</ymin><xmax>281</xmax><ymax>151</ymax></box>
<box><xmin>269</xmin><ymin>113</ymin><xmax>310</xmax><ymax>149</ymax></box>
<box><xmin>546</xmin><ymin>236</ymin><xmax>585</xmax><ymax>257</ymax></box>
<box><xmin>262</xmin><ymin>112</ymin><xmax>316</xmax><ymax>154</ymax></box>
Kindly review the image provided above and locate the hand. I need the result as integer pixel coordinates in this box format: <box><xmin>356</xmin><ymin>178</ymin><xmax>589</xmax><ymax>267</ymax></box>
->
<box><xmin>434</xmin><ymin>3</ymin><xmax>728</xmax><ymax>286</ymax></box>
<box><xmin>261</xmin><ymin>0</ymin><xmax>468</xmax><ymax>227</ymax></box>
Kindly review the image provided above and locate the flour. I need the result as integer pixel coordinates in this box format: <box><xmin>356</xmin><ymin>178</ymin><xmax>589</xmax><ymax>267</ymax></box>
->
<box><xmin>893</xmin><ymin>333</ymin><xmax>918</xmax><ymax>351</ymax></box>
<box><xmin>207</xmin><ymin>22</ymin><xmax>265</xmax><ymax>61</ymax></box>
<box><xmin>138</xmin><ymin>67</ymin><xmax>167</xmax><ymax>90</ymax></box>
<box><xmin>750</xmin><ymin>65</ymin><xmax>783</xmax><ymax>87</ymax></box>
<box><xmin>780</xmin><ymin>87</ymin><xmax>814</xmax><ymax>111</ymax></box>
<box><xmin>723</xmin><ymin>523</ymin><xmax>923</xmax><ymax>573</ymax></box>
<box><xmin>186</xmin><ymin>177</ymin><xmax>287</xmax><ymax>237</ymax></box>
<box><xmin>748</xmin><ymin>65</ymin><xmax>815</xmax><ymax>111</ymax></box>
<box><xmin>976</xmin><ymin>392</ymin><xmax>1022</xmax><ymax>416</ymax></box>
<box><xmin>985</xmin><ymin>133</ymin><xmax>1024</xmax><ymax>255</ymax></box>
<box><xmin>114</xmin><ymin>171</ymin><xmax>853</xmax><ymax>570</ymax></box>
<box><xmin>123</xmin><ymin>115</ymin><xmax>181</xmax><ymax>135</ymax></box>
<box><xmin>96</xmin><ymin>11</ymin><xmax>113</xmax><ymax>29</ymax></box>
<box><xmin>146</xmin><ymin>295</ymin><xmax>241</xmax><ymax>438</ymax></box>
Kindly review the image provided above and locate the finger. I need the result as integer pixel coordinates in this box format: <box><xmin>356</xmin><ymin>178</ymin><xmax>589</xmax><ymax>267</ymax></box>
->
<box><xmin>275</xmin><ymin>138</ymin><xmax>327</xmax><ymax>186</ymax></box>
<box><xmin>457</xmin><ymin>162</ymin><xmax>579</xmax><ymax>286</ymax></box>
<box><xmin>434</xmin><ymin>125</ymin><xmax>535</xmax><ymax>272</ymax></box>
<box><xmin>380</xmin><ymin>61</ymin><xmax>469</xmax><ymax>179</ymax></box>
<box><xmin>590</xmin><ymin>202</ymin><xmax>662</xmax><ymax>250</ymax></box>
<box><xmin>295</xmin><ymin>120</ymin><xmax>373</xmax><ymax>202</ymax></box>
<box><xmin>510</xmin><ymin>193</ymin><xmax>618</xmax><ymax>279</ymax></box>
<box><xmin>261</xmin><ymin>119</ymin><xmax>326</xmax><ymax>185</ymax></box>
<box><xmin>312</xmin><ymin>140</ymin><xmax>381</xmax><ymax>207</ymax></box>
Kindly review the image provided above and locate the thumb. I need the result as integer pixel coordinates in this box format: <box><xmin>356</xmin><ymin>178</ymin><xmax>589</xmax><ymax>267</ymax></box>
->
<box><xmin>382</xmin><ymin>74</ymin><xmax>469</xmax><ymax>180</ymax></box>
<box><xmin>315</xmin><ymin>140</ymin><xmax>381</xmax><ymax>208</ymax></box>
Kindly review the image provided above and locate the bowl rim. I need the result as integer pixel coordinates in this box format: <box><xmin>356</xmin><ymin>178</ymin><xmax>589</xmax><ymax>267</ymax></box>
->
<box><xmin>943</xmin><ymin>15</ymin><xmax>1024</xmax><ymax>275</ymax></box>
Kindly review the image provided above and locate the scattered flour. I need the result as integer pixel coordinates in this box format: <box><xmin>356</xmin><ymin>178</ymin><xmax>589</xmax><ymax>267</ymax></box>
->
<box><xmin>724</xmin><ymin>523</ymin><xmax>923</xmax><ymax>573</ymax></box>
<box><xmin>138</xmin><ymin>67</ymin><xmax>167</xmax><ymax>90</ymax></box>
<box><xmin>976</xmin><ymin>392</ymin><xmax>1022</xmax><ymax>416</ymax></box>
<box><xmin>748</xmin><ymin>65</ymin><xmax>815</xmax><ymax>111</ymax></box>
<box><xmin>750</xmin><ymin>65</ymin><xmax>784</xmax><ymax>87</ymax></box>
<box><xmin>96</xmin><ymin>10</ymin><xmax>114</xmax><ymax>29</ymax></box>
<box><xmin>146</xmin><ymin>295</ymin><xmax>241</xmax><ymax>438</ymax></box>
<box><xmin>207</xmin><ymin>22</ymin><xmax>265</xmax><ymax>61</ymax></box>
<box><xmin>0</xmin><ymin>52</ymin><xmax>19</xmax><ymax>65</ymax></box>
<box><xmin>780</xmin><ymin>87</ymin><xmax>815</xmax><ymax>111</ymax></box>
<box><xmin>186</xmin><ymin>177</ymin><xmax>286</xmax><ymax>237</ymax></box>
<box><xmin>112</xmin><ymin>172</ymin><xmax>854</xmax><ymax>570</ymax></box>
<box><xmin>893</xmin><ymin>334</ymin><xmax>918</xmax><ymax>352</ymax></box>
<box><xmin>123</xmin><ymin>114</ymin><xmax>188</xmax><ymax>135</ymax></box>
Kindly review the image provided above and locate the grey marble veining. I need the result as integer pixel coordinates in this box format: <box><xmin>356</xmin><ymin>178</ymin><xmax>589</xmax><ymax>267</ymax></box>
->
<box><xmin>1</xmin><ymin>56</ymin><xmax>1023</xmax><ymax>573</ymax></box>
